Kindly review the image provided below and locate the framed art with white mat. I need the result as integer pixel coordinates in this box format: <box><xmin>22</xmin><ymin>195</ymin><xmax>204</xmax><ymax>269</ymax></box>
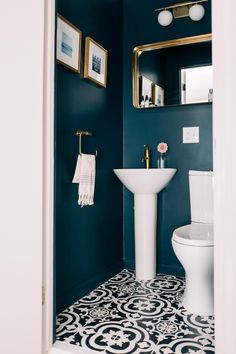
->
<box><xmin>84</xmin><ymin>37</ymin><xmax>108</xmax><ymax>87</ymax></box>
<box><xmin>56</xmin><ymin>14</ymin><xmax>82</xmax><ymax>73</ymax></box>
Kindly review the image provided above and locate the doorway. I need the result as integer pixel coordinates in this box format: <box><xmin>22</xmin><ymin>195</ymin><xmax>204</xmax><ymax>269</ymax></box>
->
<box><xmin>43</xmin><ymin>1</ymin><xmax>236</xmax><ymax>354</ymax></box>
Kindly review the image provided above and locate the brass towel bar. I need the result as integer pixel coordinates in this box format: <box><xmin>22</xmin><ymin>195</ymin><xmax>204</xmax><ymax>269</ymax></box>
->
<box><xmin>75</xmin><ymin>130</ymin><xmax>98</xmax><ymax>156</ymax></box>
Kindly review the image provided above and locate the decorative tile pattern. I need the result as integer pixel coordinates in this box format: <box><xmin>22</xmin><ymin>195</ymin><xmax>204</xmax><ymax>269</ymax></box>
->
<box><xmin>56</xmin><ymin>270</ymin><xmax>214</xmax><ymax>354</ymax></box>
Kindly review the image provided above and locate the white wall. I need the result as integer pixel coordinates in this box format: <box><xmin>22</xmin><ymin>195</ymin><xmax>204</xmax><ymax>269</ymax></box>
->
<box><xmin>0</xmin><ymin>1</ymin><xmax>45</xmax><ymax>354</ymax></box>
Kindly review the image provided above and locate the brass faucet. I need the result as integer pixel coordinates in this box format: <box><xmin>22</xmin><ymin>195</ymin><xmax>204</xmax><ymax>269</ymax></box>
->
<box><xmin>141</xmin><ymin>144</ymin><xmax>151</xmax><ymax>169</ymax></box>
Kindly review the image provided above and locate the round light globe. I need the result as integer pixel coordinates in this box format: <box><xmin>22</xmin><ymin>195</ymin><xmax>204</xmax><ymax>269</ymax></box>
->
<box><xmin>158</xmin><ymin>10</ymin><xmax>173</xmax><ymax>26</ymax></box>
<box><xmin>189</xmin><ymin>4</ymin><xmax>205</xmax><ymax>21</ymax></box>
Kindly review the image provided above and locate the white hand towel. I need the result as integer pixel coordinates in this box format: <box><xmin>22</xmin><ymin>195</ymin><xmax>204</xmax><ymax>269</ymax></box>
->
<box><xmin>72</xmin><ymin>153</ymin><xmax>96</xmax><ymax>207</ymax></box>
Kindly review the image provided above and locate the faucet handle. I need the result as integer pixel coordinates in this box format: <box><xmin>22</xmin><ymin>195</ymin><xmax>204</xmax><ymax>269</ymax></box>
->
<box><xmin>142</xmin><ymin>145</ymin><xmax>151</xmax><ymax>168</ymax></box>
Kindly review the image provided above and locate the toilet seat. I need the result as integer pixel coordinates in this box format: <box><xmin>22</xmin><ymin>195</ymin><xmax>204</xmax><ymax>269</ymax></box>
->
<box><xmin>172</xmin><ymin>223</ymin><xmax>214</xmax><ymax>247</ymax></box>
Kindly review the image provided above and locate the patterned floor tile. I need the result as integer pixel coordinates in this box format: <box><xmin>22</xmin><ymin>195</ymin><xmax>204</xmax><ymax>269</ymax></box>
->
<box><xmin>56</xmin><ymin>269</ymin><xmax>215</xmax><ymax>354</ymax></box>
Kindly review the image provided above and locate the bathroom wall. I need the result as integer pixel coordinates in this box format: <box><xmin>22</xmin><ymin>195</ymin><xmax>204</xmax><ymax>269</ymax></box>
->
<box><xmin>55</xmin><ymin>0</ymin><xmax>123</xmax><ymax>314</ymax></box>
<box><xmin>123</xmin><ymin>0</ymin><xmax>212</xmax><ymax>275</ymax></box>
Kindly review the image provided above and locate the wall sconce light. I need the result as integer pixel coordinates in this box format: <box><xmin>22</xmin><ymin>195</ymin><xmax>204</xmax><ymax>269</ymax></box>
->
<box><xmin>158</xmin><ymin>10</ymin><xmax>173</xmax><ymax>26</ymax></box>
<box><xmin>155</xmin><ymin>0</ymin><xmax>207</xmax><ymax>26</ymax></box>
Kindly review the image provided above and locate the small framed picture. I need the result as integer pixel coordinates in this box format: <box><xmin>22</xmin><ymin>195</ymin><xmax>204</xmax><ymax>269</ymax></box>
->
<box><xmin>56</xmin><ymin>14</ymin><xmax>82</xmax><ymax>73</ymax></box>
<box><xmin>139</xmin><ymin>76</ymin><xmax>153</xmax><ymax>107</ymax></box>
<box><xmin>152</xmin><ymin>84</ymin><xmax>164</xmax><ymax>106</ymax></box>
<box><xmin>84</xmin><ymin>37</ymin><xmax>108</xmax><ymax>88</ymax></box>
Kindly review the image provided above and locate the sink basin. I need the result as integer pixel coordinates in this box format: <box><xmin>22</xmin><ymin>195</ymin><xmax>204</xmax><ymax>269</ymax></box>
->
<box><xmin>113</xmin><ymin>168</ymin><xmax>177</xmax><ymax>194</ymax></box>
<box><xmin>114</xmin><ymin>167</ymin><xmax>177</xmax><ymax>281</ymax></box>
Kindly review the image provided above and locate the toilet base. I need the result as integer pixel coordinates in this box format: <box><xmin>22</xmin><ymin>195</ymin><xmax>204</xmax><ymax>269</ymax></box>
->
<box><xmin>182</xmin><ymin>273</ymin><xmax>214</xmax><ymax>316</ymax></box>
<box><xmin>172</xmin><ymin>239</ymin><xmax>214</xmax><ymax>316</ymax></box>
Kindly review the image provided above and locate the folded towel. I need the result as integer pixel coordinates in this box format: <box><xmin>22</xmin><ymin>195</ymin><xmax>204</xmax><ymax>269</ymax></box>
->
<box><xmin>72</xmin><ymin>153</ymin><xmax>96</xmax><ymax>207</ymax></box>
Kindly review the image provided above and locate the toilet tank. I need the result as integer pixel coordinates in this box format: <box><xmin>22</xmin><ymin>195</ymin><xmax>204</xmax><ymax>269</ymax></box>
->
<box><xmin>189</xmin><ymin>170</ymin><xmax>213</xmax><ymax>223</ymax></box>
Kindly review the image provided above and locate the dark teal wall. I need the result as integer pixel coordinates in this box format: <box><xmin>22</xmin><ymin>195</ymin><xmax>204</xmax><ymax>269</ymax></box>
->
<box><xmin>55</xmin><ymin>0</ymin><xmax>123</xmax><ymax>314</ymax></box>
<box><xmin>123</xmin><ymin>0</ymin><xmax>212</xmax><ymax>275</ymax></box>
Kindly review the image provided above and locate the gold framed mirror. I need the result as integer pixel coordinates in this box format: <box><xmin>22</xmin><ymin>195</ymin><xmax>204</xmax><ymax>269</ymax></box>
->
<box><xmin>133</xmin><ymin>34</ymin><xmax>212</xmax><ymax>109</ymax></box>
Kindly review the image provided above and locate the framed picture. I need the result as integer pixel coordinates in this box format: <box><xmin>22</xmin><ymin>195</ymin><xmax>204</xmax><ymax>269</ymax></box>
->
<box><xmin>152</xmin><ymin>84</ymin><xmax>164</xmax><ymax>106</ymax></box>
<box><xmin>56</xmin><ymin>14</ymin><xmax>82</xmax><ymax>73</ymax></box>
<box><xmin>139</xmin><ymin>76</ymin><xmax>153</xmax><ymax>107</ymax></box>
<box><xmin>84</xmin><ymin>37</ymin><xmax>108</xmax><ymax>88</ymax></box>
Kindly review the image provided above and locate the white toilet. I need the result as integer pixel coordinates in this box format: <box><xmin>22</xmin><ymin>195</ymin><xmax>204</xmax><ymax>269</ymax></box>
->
<box><xmin>172</xmin><ymin>170</ymin><xmax>214</xmax><ymax>316</ymax></box>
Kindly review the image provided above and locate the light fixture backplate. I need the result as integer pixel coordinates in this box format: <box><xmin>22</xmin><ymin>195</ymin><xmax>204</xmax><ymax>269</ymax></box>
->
<box><xmin>173</xmin><ymin>5</ymin><xmax>189</xmax><ymax>18</ymax></box>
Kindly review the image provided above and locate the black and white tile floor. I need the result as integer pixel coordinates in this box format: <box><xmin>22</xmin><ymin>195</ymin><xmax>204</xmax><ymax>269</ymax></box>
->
<box><xmin>56</xmin><ymin>269</ymin><xmax>214</xmax><ymax>354</ymax></box>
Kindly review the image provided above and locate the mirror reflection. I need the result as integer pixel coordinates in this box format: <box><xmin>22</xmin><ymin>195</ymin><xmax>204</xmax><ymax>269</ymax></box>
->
<box><xmin>133</xmin><ymin>35</ymin><xmax>212</xmax><ymax>109</ymax></box>
<box><xmin>181</xmin><ymin>64</ymin><xmax>213</xmax><ymax>104</ymax></box>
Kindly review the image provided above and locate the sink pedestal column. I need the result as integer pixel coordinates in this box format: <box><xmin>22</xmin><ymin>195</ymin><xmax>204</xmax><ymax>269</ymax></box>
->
<box><xmin>134</xmin><ymin>194</ymin><xmax>157</xmax><ymax>280</ymax></box>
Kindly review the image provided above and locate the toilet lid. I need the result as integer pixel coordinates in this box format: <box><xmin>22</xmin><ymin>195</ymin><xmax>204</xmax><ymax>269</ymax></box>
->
<box><xmin>172</xmin><ymin>223</ymin><xmax>214</xmax><ymax>246</ymax></box>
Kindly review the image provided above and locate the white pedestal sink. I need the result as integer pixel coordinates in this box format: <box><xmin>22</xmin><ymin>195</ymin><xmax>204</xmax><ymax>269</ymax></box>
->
<box><xmin>114</xmin><ymin>168</ymin><xmax>177</xmax><ymax>281</ymax></box>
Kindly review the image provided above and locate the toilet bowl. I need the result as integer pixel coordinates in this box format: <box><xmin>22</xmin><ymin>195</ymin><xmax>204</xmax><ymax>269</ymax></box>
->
<box><xmin>172</xmin><ymin>223</ymin><xmax>214</xmax><ymax>315</ymax></box>
<box><xmin>172</xmin><ymin>170</ymin><xmax>214</xmax><ymax>316</ymax></box>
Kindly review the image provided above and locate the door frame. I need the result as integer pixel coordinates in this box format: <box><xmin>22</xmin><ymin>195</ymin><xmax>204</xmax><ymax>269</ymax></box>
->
<box><xmin>43</xmin><ymin>0</ymin><xmax>236</xmax><ymax>353</ymax></box>
<box><xmin>42</xmin><ymin>0</ymin><xmax>55</xmax><ymax>352</ymax></box>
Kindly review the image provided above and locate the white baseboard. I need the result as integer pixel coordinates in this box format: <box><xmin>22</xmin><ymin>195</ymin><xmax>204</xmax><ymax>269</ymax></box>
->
<box><xmin>50</xmin><ymin>341</ymin><xmax>98</xmax><ymax>354</ymax></box>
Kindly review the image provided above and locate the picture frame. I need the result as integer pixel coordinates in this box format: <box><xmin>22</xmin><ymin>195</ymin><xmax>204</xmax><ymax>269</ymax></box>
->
<box><xmin>84</xmin><ymin>37</ymin><xmax>108</xmax><ymax>88</ymax></box>
<box><xmin>56</xmin><ymin>14</ymin><xmax>82</xmax><ymax>74</ymax></box>
<box><xmin>139</xmin><ymin>76</ymin><xmax>153</xmax><ymax>107</ymax></box>
<box><xmin>152</xmin><ymin>83</ymin><xmax>164</xmax><ymax>107</ymax></box>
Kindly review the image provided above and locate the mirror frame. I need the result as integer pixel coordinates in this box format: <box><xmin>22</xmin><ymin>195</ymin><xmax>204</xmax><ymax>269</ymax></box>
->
<box><xmin>132</xmin><ymin>33</ymin><xmax>212</xmax><ymax>109</ymax></box>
